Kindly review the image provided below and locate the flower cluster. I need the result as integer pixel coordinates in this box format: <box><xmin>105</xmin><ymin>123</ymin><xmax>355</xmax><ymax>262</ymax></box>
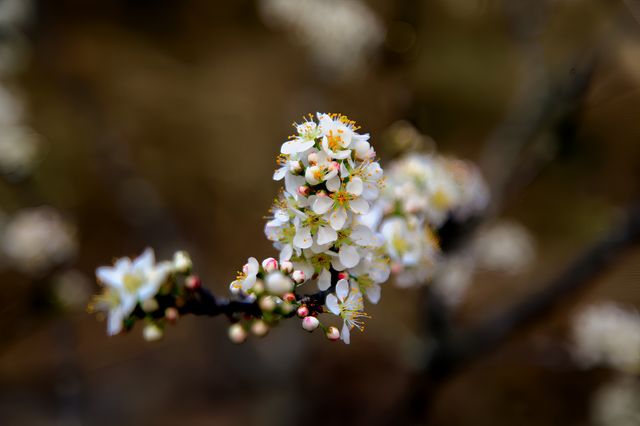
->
<box><xmin>572</xmin><ymin>303</ymin><xmax>640</xmax><ymax>374</ymax></box>
<box><xmin>258</xmin><ymin>0</ymin><xmax>384</xmax><ymax>80</ymax></box>
<box><xmin>90</xmin><ymin>248</ymin><xmax>194</xmax><ymax>339</ymax></box>
<box><xmin>262</xmin><ymin>113</ymin><xmax>388</xmax><ymax>343</ymax></box>
<box><xmin>364</xmin><ymin>153</ymin><xmax>489</xmax><ymax>287</ymax></box>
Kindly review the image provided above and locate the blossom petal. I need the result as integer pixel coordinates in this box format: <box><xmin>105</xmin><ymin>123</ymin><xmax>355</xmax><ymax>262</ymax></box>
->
<box><xmin>312</xmin><ymin>196</ymin><xmax>333</xmax><ymax>215</ymax></box>
<box><xmin>281</xmin><ymin>139</ymin><xmax>314</xmax><ymax>155</ymax></box>
<box><xmin>326</xmin><ymin>176</ymin><xmax>341</xmax><ymax>192</ymax></box>
<box><xmin>349</xmin><ymin>197</ymin><xmax>370</xmax><ymax>214</ymax></box>
<box><xmin>279</xmin><ymin>244</ymin><xmax>293</xmax><ymax>262</ymax></box>
<box><xmin>341</xmin><ymin>322</ymin><xmax>351</xmax><ymax>344</ymax></box>
<box><xmin>318</xmin><ymin>268</ymin><xmax>331</xmax><ymax>291</ymax></box>
<box><xmin>351</xmin><ymin>225</ymin><xmax>373</xmax><ymax>246</ymax></box>
<box><xmin>96</xmin><ymin>266</ymin><xmax>124</xmax><ymax>289</ymax></box>
<box><xmin>293</xmin><ymin>226</ymin><xmax>313</xmax><ymax>249</ymax></box>
<box><xmin>317</xmin><ymin>225</ymin><xmax>338</xmax><ymax>245</ymax></box>
<box><xmin>325</xmin><ymin>294</ymin><xmax>340</xmax><ymax>315</ymax></box>
<box><xmin>133</xmin><ymin>248</ymin><xmax>155</xmax><ymax>271</ymax></box>
<box><xmin>329</xmin><ymin>207</ymin><xmax>347</xmax><ymax>230</ymax></box>
<box><xmin>346</xmin><ymin>177</ymin><xmax>363</xmax><ymax>196</ymax></box>
<box><xmin>336</xmin><ymin>278</ymin><xmax>349</xmax><ymax>300</ymax></box>
<box><xmin>273</xmin><ymin>166</ymin><xmax>287</xmax><ymax>181</ymax></box>
<box><xmin>366</xmin><ymin>284</ymin><xmax>381</xmax><ymax>304</ymax></box>
<box><xmin>339</xmin><ymin>245</ymin><xmax>360</xmax><ymax>268</ymax></box>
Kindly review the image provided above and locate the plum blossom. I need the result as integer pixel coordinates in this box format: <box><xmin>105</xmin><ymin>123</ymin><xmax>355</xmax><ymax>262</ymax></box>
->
<box><xmin>325</xmin><ymin>279</ymin><xmax>368</xmax><ymax>344</ymax></box>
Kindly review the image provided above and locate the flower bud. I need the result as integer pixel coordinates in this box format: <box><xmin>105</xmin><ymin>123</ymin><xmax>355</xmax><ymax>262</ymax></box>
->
<box><xmin>337</xmin><ymin>271</ymin><xmax>349</xmax><ymax>281</ymax></box>
<box><xmin>262</xmin><ymin>257</ymin><xmax>279</xmax><ymax>273</ymax></box>
<box><xmin>141</xmin><ymin>298</ymin><xmax>159</xmax><ymax>313</ymax></box>
<box><xmin>143</xmin><ymin>323</ymin><xmax>163</xmax><ymax>342</ymax></box>
<box><xmin>283</xmin><ymin>292</ymin><xmax>296</xmax><ymax>303</ymax></box>
<box><xmin>259</xmin><ymin>296</ymin><xmax>276</xmax><ymax>312</ymax></box>
<box><xmin>291</xmin><ymin>270</ymin><xmax>305</xmax><ymax>284</ymax></box>
<box><xmin>265</xmin><ymin>271</ymin><xmax>294</xmax><ymax>295</ymax></box>
<box><xmin>251</xmin><ymin>320</ymin><xmax>269</xmax><ymax>337</ymax></box>
<box><xmin>297</xmin><ymin>185</ymin><xmax>310</xmax><ymax>196</ymax></box>
<box><xmin>185</xmin><ymin>275</ymin><xmax>201</xmax><ymax>290</ymax></box>
<box><xmin>280</xmin><ymin>301</ymin><xmax>295</xmax><ymax>315</ymax></box>
<box><xmin>280</xmin><ymin>261</ymin><xmax>294</xmax><ymax>273</ymax></box>
<box><xmin>330</xmin><ymin>161</ymin><xmax>340</xmax><ymax>171</ymax></box>
<box><xmin>165</xmin><ymin>307</ymin><xmax>179</xmax><ymax>323</ymax></box>
<box><xmin>297</xmin><ymin>305</ymin><xmax>309</xmax><ymax>318</ymax></box>
<box><xmin>302</xmin><ymin>316</ymin><xmax>319</xmax><ymax>332</ymax></box>
<box><xmin>307</xmin><ymin>152</ymin><xmax>319</xmax><ymax>165</ymax></box>
<box><xmin>172</xmin><ymin>251</ymin><xmax>192</xmax><ymax>273</ymax></box>
<box><xmin>325</xmin><ymin>326</ymin><xmax>340</xmax><ymax>341</ymax></box>
<box><xmin>228</xmin><ymin>323</ymin><xmax>247</xmax><ymax>344</ymax></box>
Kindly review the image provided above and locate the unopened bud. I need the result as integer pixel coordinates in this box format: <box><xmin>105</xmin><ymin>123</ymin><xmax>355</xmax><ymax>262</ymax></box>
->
<box><xmin>265</xmin><ymin>271</ymin><xmax>294</xmax><ymax>295</ymax></box>
<box><xmin>325</xmin><ymin>326</ymin><xmax>340</xmax><ymax>341</ymax></box>
<box><xmin>297</xmin><ymin>305</ymin><xmax>309</xmax><ymax>318</ymax></box>
<box><xmin>172</xmin><ymin>251</ymin><xmax>192</xmax><ymax>273</ymax></box>
<box><xmin>291</xmin><ymin>270</ymin><xmax>305</xmax><ymax>284</ymax></box>
<box><xmin>228</xmin><ymin>323</ymin><xmax>247</xmax><ymax>344</ymax></box>
<box><xmin>143</xmin><ymin>323</ymin><xmax>163</xmax><ymax>342</ymax></box>
<box><xmin>337</xmin><ymin>272</ymin><xmax>349</xmax><ymax>280</ymax></box>
<box><xmin>330</xmin><ymin>161</ymin><xmax>339</xmax><ymax>171</ymax></box>
<box><xmin>141</xmin><ymin>298</ymin><xmax>159</xmax><ymax>313</ymax></box>
<box><xmin>250</xmin><ymin>320</ymin><xmax>269</xmax><ymax>337</ymax></box>
<box><xmin>302</xmin><ymin>316</ymin><xmax>319</xmax><ymax>332</ymax></box>
<box><xmin>283</xmin><ymin>292</ymin><xmax>296</xmax><ymax>303</ymax></box>
<box><xmin>297</xmin><ymin>185</ymin><xmax>310</xmax><ymax>196</ymax></box>
<box><xmin>253</xmin><ymin>279</ymin><xmax>265</xmax><ymax>294</ymax></box>
<box><xmin>165</xmin><ymin>307</ymin><xmax>179</xmax><ymax>323</ymax></box>
<box><xmin>259</xmin><ymin>296</ymin><xmax>276</xmax><ymax>312</ymax></box>
<box><xmin>280</xmin><ymin>261</ymin><xmax>293</xmax><ymax>273</ymax></box>
<box><xmin>280</xmin><ymin>301</ymin><xmax>295</xmax><ymax>315</ymax></box>
<box><xmin>185</xmin><ymin>275</ymin><xmax>201</xmax><ymax>290</ymax></box>
<box><xmin>262</xmin><ymin>257</ymin><xmax>279</xmax><ymax>273</ymax></box>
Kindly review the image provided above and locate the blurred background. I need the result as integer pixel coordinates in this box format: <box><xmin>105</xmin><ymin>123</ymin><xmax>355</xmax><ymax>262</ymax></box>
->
<box><xmin>1</xmin><ymin>0</ymin><xmax>640</xmax><ymax>425</ymax></box>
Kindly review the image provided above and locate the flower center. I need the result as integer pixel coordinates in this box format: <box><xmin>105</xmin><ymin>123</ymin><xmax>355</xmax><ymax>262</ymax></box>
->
<box><xmin>123</xmin><ymin>273</ymin><xmax>145</xmax><ymax>293</ymax></box>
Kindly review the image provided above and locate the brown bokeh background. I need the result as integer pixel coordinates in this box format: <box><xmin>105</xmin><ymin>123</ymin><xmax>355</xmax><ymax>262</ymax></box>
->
<box><xmin>1</xmin><ymin>1</ymin><xmax>640</xmax><ymax>425</ymax></box>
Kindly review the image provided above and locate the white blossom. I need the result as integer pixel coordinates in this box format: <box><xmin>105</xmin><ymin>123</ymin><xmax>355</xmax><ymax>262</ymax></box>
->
<box><xmin>325</xmin><ymin>279</ymin><xmax>368</xmax><ymax>344</ymax></box>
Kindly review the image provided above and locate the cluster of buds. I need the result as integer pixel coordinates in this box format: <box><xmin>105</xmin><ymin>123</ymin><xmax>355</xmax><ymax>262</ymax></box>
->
<box><xmin>364</xmin><ymin>153</ymin><xmax>489</xmax><ymax>287</ymax></box>
<box><xmin>89</xmin><ymin>248</ymin><xmax>196</xmax><ymax>341</ymax></box>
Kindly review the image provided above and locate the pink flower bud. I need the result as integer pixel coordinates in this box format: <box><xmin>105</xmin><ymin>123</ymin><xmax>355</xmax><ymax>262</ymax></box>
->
<box><xmin>337</xmin><ymin>272</ymin><xmax>349</xmax><ymax>280</ymax></box>
<box><xmin>185</xmin><ymin>275</ymin><xmax>201</xmax><ymax>290</ymax></box>
<box><xmin>297</xmin><ymin>185</ymin><xmax>310</xmax><ymax>196</ymax></box>
<box><xmin>291</xmin><ymin>270</ymin><xmax>305</xmax><ymax>284</ymax></box>
<box><xmin>283</xmin><ymin>293</ymin><xmax>296</xmax><ymax>302</ymax></box>
<box><xmin>250</xmin><ymin>320</ymin><xmax>269</xmax><ymax>337</ymax></box>
<box><xmin>165</xmin><ymin>307</ymin><xmax>179</xmax><ymax>323</ymax></box>
<box><xmin>308</xmin><ymin>152</ymin><xmax>319</xmax><ymax>165</ymax></box>
<box><xmin>302</xmin><ymin>316</ymin><xmax>320</xmax><ymax>332</ymax></box>
<box><xmin>297</xmin><ymin>305</ymin><xmax>309</xmax><ymax>318</ymax></box>
<box><xmin>325</xmin><ymin>326</ymin><xmax>340</xmax><ymax>341</ymax></box>
<box><xmin>280</xmin><ymin>261</ymin><xmax>294</xmax><ymax>273</ymax></box>
<box><xmin>228</xmin><ymin>323</ymin><xmax>247</xmax><ymax>344</ymax></box>
<box><xmin>390</xmin><ymin>262</ymin><xmax>403</xmax><ymax>274</ymax></box>
<box><xmin>330</xmin><ymin>161</ymin><xmax>340</xmax><ymax>171</ymax></box>
<box><xmin>316</xmin><ymin>190</ymin><xmax>328</xmax><ymax>198</ymax></box>
<box><xmin>262</xmin><ymin>257</ymin><xmax>279</xmax><ymax>273</ymax></box>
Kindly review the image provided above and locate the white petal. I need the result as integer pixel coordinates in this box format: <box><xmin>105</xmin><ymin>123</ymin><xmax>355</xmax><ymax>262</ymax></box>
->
<box><xmin>351</xmin><ymin>225</ymin><xmax>373</xmax><ymax>246</ymax></box>
<box><xmin>317</xmin><ymin>225</ymin><xmax>338</xmax><ymax>245</ymax></box>
<box><xmin>341</xmin><ymin>322</ymin><xmax>351</xmax><ymax>344</ymax></box>
<box><xmin>273</xmin><ymin>166</ymin><xmax>287</xmax><ymax>181</ymax></box>
<box><xmin>281</xmin><ymin>139</ymin><xmax>314</xmax><ymax>155</ymax></box>
<box><xmin>349</xmin><ymin>197</ymin><xmax>370</xmax><ymax>214</ymax></box>
<box><xmin>305</xmin><ymin>166</ymin><xmax>321</xmax><ymax>185</ymax></box>
<box><xmin>326</xmin><ymin>176</ymin><xmax>341</xmax><ymax>192</ymax></box>
<box><xmin>133</xmin><ymin>248</ymin><xmax>155</xmax><ymax>271</ymax></box>
<box><xmin>96</xmin><ymin>266</ymin><xmax>124</xmax><ymax>289</ymax></box>
<box><xmin>329</xmin><ymin>207</ymin><xmax>347</xmax><ymax>230</ymax></box>
<box><xmin>339</xmin><ymin>245</ymin><xmax>360</xmax><ymax>268</ymax></box>
<box><xmin>293</xmin><ymin>226</ymin><xmax>313</xmax><ymax>249</ymax></box>
<box><xmin>318</xmin><ymin>268</ymin><xmax>331</xmax><ymax>291</ymax></box>
<box><xmin>312</xmin><ymin>196</ymin><xmax>333</xmax><ymax>215</ymax></box>
<box><xmin>107</xmin><ymin>308</ymin><xmax>124</xmax><ymax>336</ymax></box>
<box><xmin>242</xmin><ymin>275</ymin><xmax>256</xmax><ymax>291</ymax></box>
<box><xmin>279</xmin><ymin>244</ymin><xmax>293</xmax><ymax>262</ymax></box>
<box><xmin>325</xmin><ymin>294</ymin><xmax>340</xmax><ymax>315</ymax></box>
<box><xmin>285</xmin><ymin>173</ymin><xmax>305</xmax><ymax>197</ymax></box>
<box><xmin>346</xmin><ymin>177</ymin><xmax>363</xmax><ymax>196</ymax></box>
<box><xmin>336</xmin><ymin>278</ymin><xmax>349</xmax><ymax>300</ymax></box>
<box><xmin>366</xmin><ymin>285</ymin><xmax>381</xmax><ymax>304</ymax></box>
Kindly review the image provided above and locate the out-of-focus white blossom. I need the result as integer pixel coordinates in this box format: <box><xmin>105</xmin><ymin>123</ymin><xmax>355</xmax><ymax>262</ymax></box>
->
<box><xmin>52</xmin><ymin>269</ymin><xmax>91</xmax><ymax>310</ymax></box>
<box><xmin>573</xmin><ymin>303</ymin><xmax>640</xmax><ymax>374</ymax></box>
<box><xmin>592</xmin><ymin>377</ymin><xmax>640</xmax><ymax>426</ymax></box>
<box><xmin>431</xmin><ymin>252</ymin><xmax>477</xmax><ymax>307</ymax></box>
<box><xmin>0</xmin><ymin>126</ymin><xmax>39</xmax><ymax>178</ymax></box>
<box><xmin>258</xmin><ymin>0</ymin><xmax>385</xmax><ymax>79</ymax></box>
<box><xmin>94</xmin><ymin>248</ymin><xmax>172</xmax><ymax>336</ymax></box>
<box><xmin>473</xmin><ymin>220</ymin><xmax>535</xmax><ymax>274</ymax></box>
<box><xmin>2</xmin><ymin>206</ymin><xmax>77</xmax><ymax>275</ymax></box>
